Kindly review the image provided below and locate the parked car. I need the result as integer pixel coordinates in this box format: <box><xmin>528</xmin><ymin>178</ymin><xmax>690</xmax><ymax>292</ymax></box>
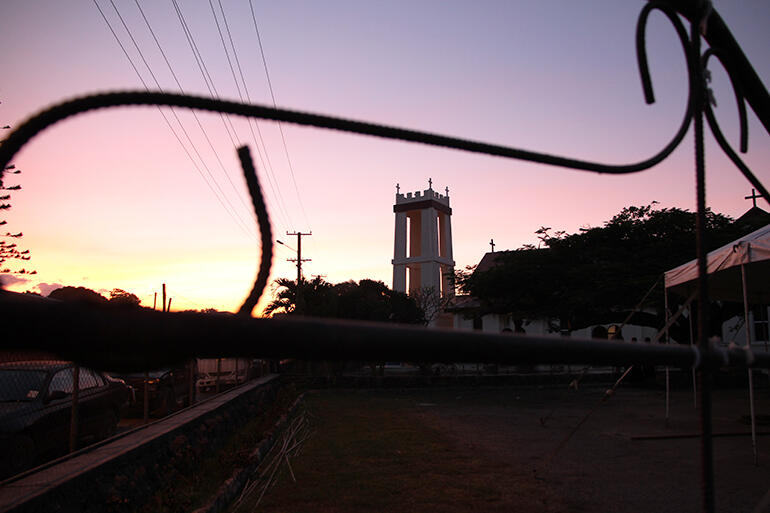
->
<box><xmin>117</xmin><ymin>367</ymin><xmax>190</xmax><ymax>418</ymax></box>
<box><xmin>0</xmin><ymin>361</ymin><xmax>130</xmax><ymax>479</ymax></box>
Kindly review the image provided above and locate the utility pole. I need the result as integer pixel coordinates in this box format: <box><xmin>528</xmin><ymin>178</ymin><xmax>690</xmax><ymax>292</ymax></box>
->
<box><xmin>286</xmin><ymin>231</ymin><xmax>311</xmax><ymax>314</ymax></box>
<box><xmin>286</xmin><ymin>231</ymin><xmax>312</xmax><ymax>282</ymax></box>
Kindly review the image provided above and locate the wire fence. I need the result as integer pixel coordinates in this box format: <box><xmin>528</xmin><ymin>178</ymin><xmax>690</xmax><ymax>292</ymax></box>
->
<box><xmin>1</xmin><ymin>2</ymin><xmax>769</xmax><ymax>511</ymax></box>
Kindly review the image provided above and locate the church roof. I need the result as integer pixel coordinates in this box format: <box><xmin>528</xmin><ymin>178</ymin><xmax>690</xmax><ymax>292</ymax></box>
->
<box><xmin>475</xmin><ymin>251</ymin><xmax>510</xmax><ymax>273</ymax></box>
<box><xmin>735</xmin><ymin>205</ymin><xmax>770</xmax><ymax>227</ymax></box>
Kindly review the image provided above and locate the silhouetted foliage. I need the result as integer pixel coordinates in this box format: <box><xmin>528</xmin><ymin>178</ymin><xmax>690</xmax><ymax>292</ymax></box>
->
<box><xmin>108</xmin><ymin>288</ymin><xmax>141</xmax><ymax>307</ymax></box>
<box><xmin>264</xmin><ymin>276</ymin><xmax>337</xmax><ymax>317</ymax></box>
<box><xmin>0</xmin><ymin>107</ymin><xmax>33</xmax><ymax>278</ymax></box>
<box><xmin>412</xmin><ymin>286</ymin><xmax>454</xmax><ymax>325</ymax></box>
<box><xmin>49</xmin><ymin>286</ymin><xmax>108</xmax><ymax>305</ymax></box>
<box><xmin>456</xmin><ymin>204</ymin><xmax>755</xmax><ymax>333</ymax></box>
<box><xmin>264</xmin><ymin>277</ymin><xmax>424</xmax><ymax>324</ymax></box>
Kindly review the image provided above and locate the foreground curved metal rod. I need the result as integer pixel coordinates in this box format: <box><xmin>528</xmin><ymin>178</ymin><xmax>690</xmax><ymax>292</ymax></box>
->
<box><xmin>3</xmin><ymin>292</ymin><xmax>769</xmax><ymax>372</ymax></box>
<box><xmin>702</xmin><ymin>48</ymin><xmax>748</xmax><ymax>154</ymax></box>
<box><xmin>636</xmin><ymin>2</ymin><xmax>692</xmax><ymax>105</ymax></box>
<box><xmin>701</xmin><ymin>50</ymin><xmax>770</xmax><ymax>206</ymax></box>
<box><xmin>0</xmin><ymin>89</ymin><xmax>693</xmax><ymax>180</ymax></box>
<box><xmin>659</xmin><ymin>0</ymin><xmax>770</xmax><ymax>136</ymax></box>
<box><xmin>236</xmin><ymin>146</ymin><xmax>273</xmax><ymax>317</ymax></box>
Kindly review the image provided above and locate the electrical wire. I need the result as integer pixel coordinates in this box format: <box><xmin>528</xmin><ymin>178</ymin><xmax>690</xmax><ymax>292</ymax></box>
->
<box><xmin>170</xmin><ymin>0</ymin><xmax>241</xmax><ymax>147</ymax></box>
<box><xmin>248</xmin><ymin>0</ymin><xmax>311</xmax><ymax>230</ymax></box>
<box><xmin>107</xmin><ymin>0</ymin><xmax>255</xmax><ymax>239</ymax></box>
<box><xmin>216</xmin><ymin>0</ymin><xmax>295</xmax><ymax>232</ymax></box>
<box><xmin>207</xmin><ymin>0</ymin><xmax>295</xmax><ymax>232</ymax></box>
<box><xmin>92</xmin><ymin>0</ymin><xmax>254</xmax><ymax>240</ymax></box>
<box><xmin>171</xmin><ymin>0</ymin><xmax>292</xmax><ymax>234</ymax></box>
<box><xmin>131</xmin><ymin>0</ymin><xmax>256</xmax><ymax>225</ymax></box>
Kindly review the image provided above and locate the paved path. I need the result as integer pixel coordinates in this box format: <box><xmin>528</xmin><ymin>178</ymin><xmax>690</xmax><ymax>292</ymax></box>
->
<box><xmin>0</xmin><ymin>374</ymin><xmax>278</xmax><ymax>513</ymax></box>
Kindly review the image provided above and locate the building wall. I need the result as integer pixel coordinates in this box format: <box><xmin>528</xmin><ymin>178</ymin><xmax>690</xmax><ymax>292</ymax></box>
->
<box><xmin>452</xmin><ymin>312</ymin><xmax>659</xmax><ymax>341</ymax></box>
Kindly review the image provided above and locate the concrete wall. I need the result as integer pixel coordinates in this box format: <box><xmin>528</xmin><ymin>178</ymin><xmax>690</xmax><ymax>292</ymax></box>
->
<box><xmin>0</xmin><ymin>376</ymin><xmax>287</xmax><ymax>513</ymax></box>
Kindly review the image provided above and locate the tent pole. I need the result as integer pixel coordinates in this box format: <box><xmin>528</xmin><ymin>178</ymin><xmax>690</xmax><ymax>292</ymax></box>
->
<box><xmin>741</xmin><ymin>263</ymin><xmax>758</xmax><ymax>465</ymax></box>
<box><xmin>663</xmin><ymin>288</ymin><xmax>671</xmax><ymax>426</ymax></box>
<box><xmin>689</xmin><ymin>305</ymin><xmax>697</xmax><ymax>409</ymax></box>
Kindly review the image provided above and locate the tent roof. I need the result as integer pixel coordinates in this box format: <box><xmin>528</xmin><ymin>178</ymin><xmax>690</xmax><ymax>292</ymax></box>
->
<box><xmin>664</xmin><ymin>223</ymin><xmax>770</xmax><ymax>303</ymax></box>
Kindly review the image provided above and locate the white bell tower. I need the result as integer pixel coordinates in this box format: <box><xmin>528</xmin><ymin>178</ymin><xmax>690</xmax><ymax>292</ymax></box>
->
<box><xmin>392</xmin><ymin>179</ymin><xmax>454</xmax><ymax>296</ymax></box>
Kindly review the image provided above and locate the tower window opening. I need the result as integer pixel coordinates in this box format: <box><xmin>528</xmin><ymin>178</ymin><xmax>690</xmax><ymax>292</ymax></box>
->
<box><xmin>406</xmin><ymin>216</ymin><xmax>411</xmax><ymax>258</ymax></box>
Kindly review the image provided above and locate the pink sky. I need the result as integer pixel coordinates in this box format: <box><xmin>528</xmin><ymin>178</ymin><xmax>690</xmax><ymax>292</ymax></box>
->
<box><xmin>1</xmin><ymin>1</ymin><xmax>769</xmax><ymax>312</ymax></box>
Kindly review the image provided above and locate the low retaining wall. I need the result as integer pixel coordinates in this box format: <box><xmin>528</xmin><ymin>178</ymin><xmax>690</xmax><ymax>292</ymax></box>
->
<box><xmin>192</xmin><ymin>393</ymin><xmax>305</xmax><ymax>513</ymax></box>
<box><xmin>0</xmin><ymin>375</ymin><xmax>284</xmax><ymax>513</ymax></box>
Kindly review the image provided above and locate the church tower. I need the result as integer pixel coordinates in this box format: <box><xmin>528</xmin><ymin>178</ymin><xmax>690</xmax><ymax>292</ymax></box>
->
<box><xmin>392</xmin><ymin>179</ymin><xmax>454</xmax><ymax>296</ymax></box>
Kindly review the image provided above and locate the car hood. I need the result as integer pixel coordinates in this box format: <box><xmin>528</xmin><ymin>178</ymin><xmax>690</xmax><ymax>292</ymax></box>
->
<box><xmin>0</xmin><ymin>402</ymin><xmax>32</xmax><ymax>416</ymax></box>
<box><xmin>0</xmin><ymin>402</ymin><xmax>36</xmax><ymax>430</ymax></box>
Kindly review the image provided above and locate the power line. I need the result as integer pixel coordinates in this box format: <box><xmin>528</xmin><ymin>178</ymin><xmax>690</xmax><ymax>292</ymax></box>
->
<box><xmin>94</xmin><ymin>0</ymin><xmax>255</xmax><ymax>238</ymax></box>
<box><xmin>169</xmin><ymin>0</ymin><xmax>240</xmax><ymax>147</ymax></box>
<box><xmin>110</xmin><ymin>0</ymin><xmax>255</xmax><ymax>237</ymax></box>
<box><xmin>92</xmin><ymin>0</ymin><xmax>254</xmax><ymax>240</ymax></box>
<box><xmin>169</xmin><ymin>0</ymin><xmax>292</xmax><ymax>235</ymax></box>
<box><xmin>131</xmin><ymin>0</ymin><xmax>255</xmax><ymax>225</ymax></box>
<box><xmin>207</xmin><ymin>0</ymin><xmax>296</xmax><ymax>232</ymax></box>
<box><xmin>248</xmin><ymin>0</ymin><xmax>311</xmax><ymax>230</ymax></box>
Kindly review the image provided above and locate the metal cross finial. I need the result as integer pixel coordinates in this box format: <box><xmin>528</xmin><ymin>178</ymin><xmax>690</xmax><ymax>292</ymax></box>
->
<box><xmin>396</xmin><ymin>183</ymin><xmax>400</xmax><ymax>194</ymax></box>
<box><xmin>445</xmin><ymin>186</ymin><xmax>449</xmax><ymax>196</ymax></box>
<box><xmin>490</xmin><ymin>238</ymin><xmax>495</xmax><ymax>252</ymax></box>
<box><xmin>428</xmin><ymin>177</ymin><xmax>432</xmax><ymax>189</ymax></box>
<box><xmin>745</xmin><ymin>188</ymin><xmax>762</xmax><ymax>208</ymax></box>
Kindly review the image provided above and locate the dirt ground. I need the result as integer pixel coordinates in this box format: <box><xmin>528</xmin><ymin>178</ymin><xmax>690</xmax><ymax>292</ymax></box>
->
<box><xmin>258</xmin><ymin>379</ymin><xmax>770</xmax><ymax>513</ymax></box>
<box><xmin>414</xmin><ymin>383</ymin><xmax>770</xmax><ymax>512</ymax></box>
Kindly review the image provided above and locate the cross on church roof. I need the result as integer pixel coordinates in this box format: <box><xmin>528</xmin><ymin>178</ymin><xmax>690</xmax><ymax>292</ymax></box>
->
<box><xmin>396</xmin><ymin>183</ymin><xmax>400</xmax><ymax>194</ymax></box>
<box><xmin>490</xmin><ymin>238</ymin><xmax>495</xmax><ymax>252</ymax></box>
<box><xmin>745</xmin><ymin>188</ymin><xmax>763</xmax><ymax>208</ymax></box>
<box><xmin>428</xmin><ymin>178</ymin><xmax>432</xmax><ymax>189</ymax></box>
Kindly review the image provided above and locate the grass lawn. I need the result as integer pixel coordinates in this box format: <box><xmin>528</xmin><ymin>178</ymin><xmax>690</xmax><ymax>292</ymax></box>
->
<box><xmin>252</xmin><ymin>389</ymin><xmax>565</xmax><ymax>512</ymax></box>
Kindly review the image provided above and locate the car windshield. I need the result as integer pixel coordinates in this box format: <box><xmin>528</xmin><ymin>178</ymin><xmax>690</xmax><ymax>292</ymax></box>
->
<box><xmin>0</xmin><ymin>369</ymin><xmax>49</xmax><ymax>401</ymax></box>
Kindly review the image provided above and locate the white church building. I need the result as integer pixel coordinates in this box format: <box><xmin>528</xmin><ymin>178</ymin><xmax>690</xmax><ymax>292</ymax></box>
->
<box><xmin>389</xmin><ymin>180</ymin><xmax>658</xmax><ymax>339</ymax></box>
<box><xmin>392</xmin><ymin>180</ymin><xmax>455</xmax><ymax>328</ymax></box>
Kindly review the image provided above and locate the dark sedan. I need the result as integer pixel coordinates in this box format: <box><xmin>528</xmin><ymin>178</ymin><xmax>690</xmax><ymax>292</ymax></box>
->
<box><xmin>0</xmin><ymin>361</ymin><xmax>130</xmax><ymax>479</ymax></box>
<box><xmin>117</xmin><ymin>366</ymin><xmax>190</xmax><ymax>418</ymax></box>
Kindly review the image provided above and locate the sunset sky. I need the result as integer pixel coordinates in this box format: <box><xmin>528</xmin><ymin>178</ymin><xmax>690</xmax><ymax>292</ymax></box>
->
<box><xmin>1</xmin><ymin>1</ymin><xmax>768</xmax><ymax>313</ymax></box>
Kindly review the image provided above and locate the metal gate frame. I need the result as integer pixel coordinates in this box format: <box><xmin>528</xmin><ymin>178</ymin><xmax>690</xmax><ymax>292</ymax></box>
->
<box><xmin>1</xmin><ymin>2</ymin><xmax>769</xmax><ymax>511</ymax></box>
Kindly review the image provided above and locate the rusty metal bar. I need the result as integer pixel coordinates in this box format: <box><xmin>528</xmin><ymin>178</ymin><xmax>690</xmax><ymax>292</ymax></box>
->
<box><xmin>660</xmin><ymin>0</ymin><xmax>770</xmax><ymax>136</ymax></box>
<box><xmin>689</xmin><ymin>5</ymin><xmax>715</xmax><ymax>509</ymax></box>
<box><xmin>2</xmin><ymin>292</ymin><xmax>768</xmax><ymax>373</ymax></box>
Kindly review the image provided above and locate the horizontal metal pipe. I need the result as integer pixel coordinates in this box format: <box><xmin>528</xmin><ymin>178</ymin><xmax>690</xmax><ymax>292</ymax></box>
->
<box><xmin>3</xmin><ymin>293</ymin><xmax>768</xmax><ymax>373</ymax></box>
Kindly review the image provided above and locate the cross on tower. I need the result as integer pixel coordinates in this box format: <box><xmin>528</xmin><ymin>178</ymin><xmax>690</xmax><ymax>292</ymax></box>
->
<box><xmin>445</xmin><ymin>186</ymin><xmax>449</xmax><ymax>196</ymax></box>
<box><xmin>428</xmin><ymin>178</ymin><xmax>433</xmax><ymax>189</ymax></box>
<box><xmin>490</xmin><ymin>238</ymin><xmax>495</xmax><ymax>252</ymax></box>
<box><xmin>745</xmin><ymin>188</ymin><xmax>762</xmax><ymax>208</ymax></box>
<box><xmin>396</xmin><ymin>183</ymin><xmax>400</xmax><ymax>194</ymax></box>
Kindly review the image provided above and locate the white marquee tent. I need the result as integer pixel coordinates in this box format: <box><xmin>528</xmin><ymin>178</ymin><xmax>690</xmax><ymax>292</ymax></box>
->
<box><xmin>664</xmin><ymin>222</ymin><xmax>770</xmax><ymax>464</ymax></box>
<box><xmin>665</xmin><ymin>223</ymin><xmax>770</xmax><ymax>304</ymax></box>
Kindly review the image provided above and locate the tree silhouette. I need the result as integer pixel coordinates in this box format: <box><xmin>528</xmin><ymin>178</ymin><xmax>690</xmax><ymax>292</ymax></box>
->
<box><xmin>411</xmin><ymin>285</ymin><xmax>454</xmax><ymax>326</ymax></box>
<box><xmin>456</xmin><ymin>204</ymin><xmax>749</xmax><ymax>334</ymax></box>
<box><xmin>0</xmin><ymin>106</ymin><xmax>34</xmax><ymax>283</ymax></box>
<box><xmin>49</xmin><ymin>286</ymin><xmax>108</xmax><ymax>304</ymax></box>
<box><xmin>264</xmin><ymin>276</ymin><xmax>423</xmax><ymax>324</ymax></box>
<box><xmin>108</xmin><ymin>288</ymin><xmax>141</xmax><ymax>307</ymax></box>
<box><xmin>264</xmin><ymin>276</ymin><xmax>336</xmax><ymax>317</ymax></box>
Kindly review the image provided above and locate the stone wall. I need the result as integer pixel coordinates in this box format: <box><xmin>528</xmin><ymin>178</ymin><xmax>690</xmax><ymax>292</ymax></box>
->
<box><xmin>8</xmin><ymin>377</ymin><xmax>285</xmax><ymax>513</ymax></box>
